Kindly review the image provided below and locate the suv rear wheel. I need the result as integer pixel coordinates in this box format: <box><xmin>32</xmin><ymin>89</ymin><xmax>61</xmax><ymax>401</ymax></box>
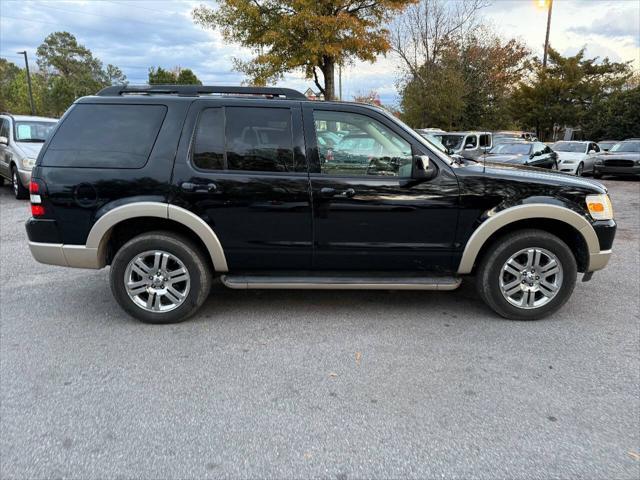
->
<box><xmin>110</xmin><ymin>231</ymin><xmax>212</xmax><ymax>324</ymax></box>
<box><xmin>476</xmin><ymin>229</ymin><xmax>577</xmax><ymax>320</ymax></box>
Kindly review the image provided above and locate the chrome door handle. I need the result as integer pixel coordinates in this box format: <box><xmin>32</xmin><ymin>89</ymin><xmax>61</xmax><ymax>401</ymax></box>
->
<box><xmin>181</xmin><ymin>182</ymin><xmax>218</xmax><ymax>193</ymax></box>
<box><xmin>340</xmin><ymin>188</ymin><xmax>356</xmax><ymax>198</ymax></box>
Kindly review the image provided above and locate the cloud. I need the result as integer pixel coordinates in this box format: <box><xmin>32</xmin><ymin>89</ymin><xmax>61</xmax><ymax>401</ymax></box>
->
<box><xmin>569</xmin><ymin>9</ymin><xmax>640</xmax><ymax>45</ymax></box>
<box><xmin>1</xmin><ymin>0</ymin><xmax>638</xmax><ymax>104</ymax></box>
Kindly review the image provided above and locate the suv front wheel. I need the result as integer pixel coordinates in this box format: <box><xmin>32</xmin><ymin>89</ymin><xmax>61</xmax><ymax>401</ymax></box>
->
<box><xmin>476</xmin><ymin>229</ymin><xmax>577</xmax><ymax>320</ymax></box>
<box><xmin>110</xmin><ymin>231</ymin><xmax>212</xmax><ymax>324</ymax></box>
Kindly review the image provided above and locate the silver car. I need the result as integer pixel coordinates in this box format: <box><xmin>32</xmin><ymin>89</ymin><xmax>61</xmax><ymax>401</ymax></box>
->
<box><xmin>0</xmin><ymin>114</ymin><xmax>58</xmax><ymax>198</ymax></box>
<box><xmin>551</xmin><ymin>140</ymin><xmax>601</xmax><ymax>176</ymax></box>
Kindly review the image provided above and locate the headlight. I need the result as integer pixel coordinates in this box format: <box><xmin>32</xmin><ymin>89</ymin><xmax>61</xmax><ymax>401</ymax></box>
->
<box><xmin>636</xmin><ymin>159</ymin><xmax>640</xmax><ymax>165</ymax></box>
<box><xmin>21</xmin><ymin>157</ymin><xmax>36</xmax><ymax>169</ymax></box>
<box><xmin>595</xmin><ymin>158</ymin><xmax>604</xmax><ymax>164</ymax></box>
<box><xmin>562</xmin><ymin>159</ymin><xmax>575</xmax><ymax>164</ymax></box>
<box><xmin>586</xmin><ymin>194</ymin><xmax>614</xmax><ymax>220</ymax></box>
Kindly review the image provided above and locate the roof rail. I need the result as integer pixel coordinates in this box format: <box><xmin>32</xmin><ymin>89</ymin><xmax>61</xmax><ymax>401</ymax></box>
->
<box><xmin>96</xmin><ymin>84</ymin><xmax>307</xmax><ymax>100</ymax></box>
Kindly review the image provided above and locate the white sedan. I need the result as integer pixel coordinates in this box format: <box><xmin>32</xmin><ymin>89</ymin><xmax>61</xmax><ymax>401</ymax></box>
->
<box><xmin>551</xmin><ymin>141</ymin><xmax>601</xmax><ymax>176</ymax></box>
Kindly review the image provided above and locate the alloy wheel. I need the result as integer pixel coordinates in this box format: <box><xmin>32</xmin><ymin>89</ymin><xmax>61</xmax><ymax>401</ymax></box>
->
<box><xmin>499</xmin><ymin>247</ymin><xmax>563</xmax><ymax>309</ymax></box>
<box><xmin>124</xmin><ymin>250</ymin><xmax>190</xmax><ymax>313</ymax></box>
<box><xmin>12</xmin><ymin>170</ymin><xmax>19</xmax><ymax>197</ymax></box>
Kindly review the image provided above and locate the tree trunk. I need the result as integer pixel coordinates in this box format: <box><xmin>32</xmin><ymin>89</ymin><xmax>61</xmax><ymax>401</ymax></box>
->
<box><xmin>321</xmin><ymin>56</ymin><xmax>335</xmax><ymax>101</ymax></box>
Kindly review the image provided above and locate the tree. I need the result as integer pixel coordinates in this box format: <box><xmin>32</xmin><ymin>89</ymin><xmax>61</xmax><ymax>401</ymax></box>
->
<box><xmin>148</xmin><ymin>66</ymin><xmax>202</xmax><ymax>85</ymax></box>
<box><xmin>581</xmin><ymin>86</ymin><xmax>640</xmax><ymax>140</ymax></box>
<box><xmin>510</xmin><ymin>48</ymin><xmax>632</xmax><ymax>140</ymax></box>
<box><xmin>177</xmin><ymin>68</ymin><xmax>202</xmax><ymax>85</ymax></box>
<box><xmin>148</xmin><ymin>67</ymin><xmax>177</xmax><ymax>84</ymax></box>
<box><xmin>352</xmin><ymin>90</ymin><xmax>382</xmax><ymax>106</ymax></box>
<box><xmin>396</xmin><ymin>25</ymin><xmax>528</xmax><ymax>129</ymax></box>
<box><xmin>0</xmin><ymin>59</ymin><xmax>21</xmax><ymax>112</ymax></box>
<box><xmin>36</xmin><ymin>32</ymin><xmax>127</xmax><ymax>115</ymax></box>
<box><xmin>391</xmin><ymin>0</ymin><xmax>528</xmax><ymax>130</ymax></box>
<box><xmin>193</xmin><ymin>0</ymin><xmax>416</xmax><ymax>100</ymax></box>
<box><xmin>105</xmin><ymin>64</ymin><xmax>128</xmax><ymax>85</ymax></box>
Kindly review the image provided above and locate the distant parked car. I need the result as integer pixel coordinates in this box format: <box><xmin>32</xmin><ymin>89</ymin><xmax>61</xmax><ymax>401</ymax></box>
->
<box><xmin>0</xmin><ymin>113</ymin><xmax>58</xmax><ymax>199</ymax></box>
<box><xmin>551</xmin><ymin>141</ymin><xmax>600</xmax><ymax>176</ymax></box>
<box><xmin>597</xmin><ymin>140</ymin><xmax>618</xmax><ymax>152</ymax></box>
<box><xmin>438</xmin><ymin>131</ymin><xmax>493</xmax><ymax>160</ymax></box>
<box><xmin>593</xmin><ymin>140</ymin><xmax>640</xmax><ymax>179</ymax></box>
<box><xmin>415</xmin><ymin>129</ymin><xmax>450</xmax><ymax>154</ymax></box>
<box><xmin>487</xmin><ymin>141</ymin><xmax>558</xmax><ymax>170</ymax></box>
<box><xmin>493</xmin><ymin>131</ymin><xmax>537</xmax><ymax>143</ymax></box>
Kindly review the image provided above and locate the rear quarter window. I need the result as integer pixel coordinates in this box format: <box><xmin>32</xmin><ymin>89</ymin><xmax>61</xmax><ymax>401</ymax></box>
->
<box><xmin>42</xmin><ymin>104</ymin><xmax>167</xmax><ymax>168</ymax></box>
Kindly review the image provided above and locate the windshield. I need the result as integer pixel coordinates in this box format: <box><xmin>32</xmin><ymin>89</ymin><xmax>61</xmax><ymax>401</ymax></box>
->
<box><xmin>440</xmin><ymin>134</ymin><xmax>465</xmax><ymax>151</ymax></box>
<box><xmin>15</xmin><ymin>121</ymin><xmax>57</xmax><ymax>142</ymax></box>
<box><xmin>551</xmin><ymin>141</ymin><xmax>586</xmax><ymax>153</ymax></box>
<box><xmin>491</xmin><ymin>143</ymin><xmax>531</xmax><ymax>155</ymax></box>
<box><xmin>375</xmin><ymin>107</ymin><xmax>454</xmax><ymax>164</ymax></box>
<box><xmin>418</xmin><ymin>132</ymin><xmax>447</xmax><ymax>153</ymax></box>
<box><xmin>598</xmin><ymin>142</ymin><xmax>615</xmax><ymax>149</ymax></box>
<box><xmin>610</xmin><ymin>141</ymin><xmax>640</xmax><ymax>153</ymax></box>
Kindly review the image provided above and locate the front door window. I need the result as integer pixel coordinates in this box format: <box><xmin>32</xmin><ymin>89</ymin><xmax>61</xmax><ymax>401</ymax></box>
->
<box><xmin>313</xmin><ymin>110</ymin><xmax>413</xmax><ymax>177</ymax></box>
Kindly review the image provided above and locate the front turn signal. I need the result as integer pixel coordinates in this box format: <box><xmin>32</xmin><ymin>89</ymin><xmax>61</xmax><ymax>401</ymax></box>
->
<box><xmin>586</xmin><ymin>194</ymin><xmax>613</xmax><ymax>220</ymax></box>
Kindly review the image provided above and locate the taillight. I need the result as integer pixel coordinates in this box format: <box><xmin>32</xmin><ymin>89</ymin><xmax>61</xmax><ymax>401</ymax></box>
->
<box><xmin>29</xmin><ymin>180</ymin><xmax>45</xmax><ymax>217</ymax></box>
<box><xmin>31</xmin><ymin>204</ymin><xmax>46</xmax><ymax>217</ymax></box>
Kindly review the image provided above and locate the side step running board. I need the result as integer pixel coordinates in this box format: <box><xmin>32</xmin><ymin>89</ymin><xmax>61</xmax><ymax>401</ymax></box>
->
<box><xmin>220</xmin><ymin>274</ymin><xmax>462</xmax><ymax>291</ymax></box>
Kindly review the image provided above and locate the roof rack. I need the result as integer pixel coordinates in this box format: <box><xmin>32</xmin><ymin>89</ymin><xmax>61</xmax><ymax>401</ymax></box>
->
<box><xmin>96</xmin><ymin>84</ymin><xmax>307</xmax><ymax>100</ymax></box>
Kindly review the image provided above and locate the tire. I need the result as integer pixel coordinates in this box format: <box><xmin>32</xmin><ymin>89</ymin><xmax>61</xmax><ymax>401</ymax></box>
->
<box><xmin>475</xmin><ymin>229</ymin><xmax>577</xmax><ymax>320</ymax></box>
<box><xmin>575</xmin><ymin>162</ymin><xmax>584</xmax><ymax>176</ymax></box>
<box><xmin>11</xmin><ymin>165</ymin><xmax>28</xmax><ymax>199</ymax></box>
<box><xmin>109</xmin><ymin>231</ymin><xmax>212</xmax><ymax>324</ymax></box>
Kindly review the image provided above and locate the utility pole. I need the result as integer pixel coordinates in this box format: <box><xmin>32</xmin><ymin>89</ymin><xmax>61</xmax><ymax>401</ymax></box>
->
<box><xmin>17</xmin><ymin>51</ymin><xmax>35</xmax><ymax>115</ymax></box>
<box><xmin>338</xmin><ymin>62</ymin><xmax>342</xmax><ymax>101</ymax></box>
<box><xmin>542</xmin><ymin>0</ymin><xmax>553</xmax><ymax>68</ymax></box>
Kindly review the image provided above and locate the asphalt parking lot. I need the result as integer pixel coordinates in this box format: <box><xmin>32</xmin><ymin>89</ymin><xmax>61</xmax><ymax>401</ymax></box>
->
<box><xmin>1</xmin><ymin>178</ymin><xmax>638</xmax><ymax>479</ymax></box>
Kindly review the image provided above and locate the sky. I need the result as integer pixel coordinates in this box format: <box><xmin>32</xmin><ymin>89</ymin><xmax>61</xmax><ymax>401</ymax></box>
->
<box><xmin>1</xmin><ymin>0</ymin><xmax>639</xmax><ymax>107</ymax></box>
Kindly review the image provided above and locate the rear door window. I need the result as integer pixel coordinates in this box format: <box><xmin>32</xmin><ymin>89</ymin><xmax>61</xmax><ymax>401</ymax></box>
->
<box><xmin>42</xmin><ymin>104</ymin><xmax>167</xmax><ymax>168</ymax></box>
<box><xmin>192</xmin><ymin>106</ymin><xmax>299</xmax><ymax>173</ymax></box>
<box><xmin>226</xmin><ymin>107</ymin><xmax>294</xmax><ymax>172</ymax></box>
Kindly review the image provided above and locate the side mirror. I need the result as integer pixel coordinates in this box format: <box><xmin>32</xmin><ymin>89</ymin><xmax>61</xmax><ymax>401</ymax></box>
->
<box><xmin>588</xmin><ymin>149</ymin><xmax>596</xmax><ymax>154</ymax></box>
<box><xmin>412</xmin><ymin>154</ymin><xmax>432</xmax><ymax>179</ymax></box>
<box><xmin>0</xmin><ymin>136</ymin><xmax>8</xmax><ymax>146</ymax></box>
<box><xmin>464</xmin><ymin>143</ymin><xmax>475</xmax><ymax>150</ymax></box>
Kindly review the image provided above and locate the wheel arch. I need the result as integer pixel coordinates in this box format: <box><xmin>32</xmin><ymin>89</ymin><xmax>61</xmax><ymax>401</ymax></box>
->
<box><xmin>87</xmin><ymin>202</ymin><xmax>229</xmax><ymax>272</ymax></box>
<box><xmin>457</xmin><ymin>204</ymin><xmax>599</xmax><ymax>274</ymax></box>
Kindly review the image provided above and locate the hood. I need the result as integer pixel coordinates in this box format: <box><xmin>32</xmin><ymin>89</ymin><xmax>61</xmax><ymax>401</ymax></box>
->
<box><xmin>486</xmin><ymin>154</ymin><xmax>529</xmax><ymax>164</ymax></box>
<box><xmin>479</xmin><ymin>161</ymin><xmax>607</xmax><ymax>194</ymax></box>
<box><xmin>15</xmin><ymin>142</ymin><xmax>45</xmax><ymax>158</ymax></box>
<box><xmin>599</xmin><ymin>152</ymin><xmax>640</xmax><ymax>161</ymax></box>
<box><xmin>556</xmin><ymin>152</ymin><xmax>585</xmax><ymax>161</ymax></box>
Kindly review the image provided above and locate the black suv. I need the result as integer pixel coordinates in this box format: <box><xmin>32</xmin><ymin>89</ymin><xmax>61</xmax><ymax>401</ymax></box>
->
<box><xmin>26</xmin><ymin>85</ymin><xmax>616</xmax><ymax>323</ymax></box>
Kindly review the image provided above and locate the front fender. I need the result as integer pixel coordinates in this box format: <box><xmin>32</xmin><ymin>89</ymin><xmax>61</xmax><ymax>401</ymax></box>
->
<box><xmin>456</xmin><ymin>203</ymin><xmax>601</xmax><ymax>274</ymax></box>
